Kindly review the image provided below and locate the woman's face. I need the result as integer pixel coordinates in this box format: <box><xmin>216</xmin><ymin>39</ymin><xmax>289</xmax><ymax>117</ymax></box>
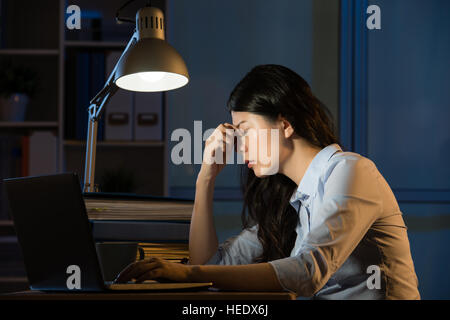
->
<box><xmin>231</xmin><ymin>111</ymin><xmax>291</xmax><ymax>177</ymax></box>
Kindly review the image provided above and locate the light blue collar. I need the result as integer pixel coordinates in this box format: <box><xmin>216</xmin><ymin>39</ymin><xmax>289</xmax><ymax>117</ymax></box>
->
<box><xmin>289</xmin><ymin>144</ymin><xmax>342</xmax><ymax>206</ymax></box>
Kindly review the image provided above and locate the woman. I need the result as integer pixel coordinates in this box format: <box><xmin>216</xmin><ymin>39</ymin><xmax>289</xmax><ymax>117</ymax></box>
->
<box><xmin>115</xmin><ymin>64</ymin><xmax>420</xmax><ymax>299</ymax></box>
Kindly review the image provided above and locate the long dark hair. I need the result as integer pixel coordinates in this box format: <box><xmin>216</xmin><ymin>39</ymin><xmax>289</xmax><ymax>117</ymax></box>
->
<box><xmin>227</xmin><ymin>64</ymin><xmax>339</xmax><ymax>262</ymax></box>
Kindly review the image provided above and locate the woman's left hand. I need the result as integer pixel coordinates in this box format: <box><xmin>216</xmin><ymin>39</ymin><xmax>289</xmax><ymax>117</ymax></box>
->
<box><xmin>114</xmin><ymin>257</ymin><xmax>193</xmax><ymax>283</ymax></box>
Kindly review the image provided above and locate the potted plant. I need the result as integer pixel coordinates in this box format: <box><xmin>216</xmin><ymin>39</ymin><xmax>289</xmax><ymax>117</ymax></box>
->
<box><xmin>0</xmin><ymin>60</ymin><xmax>39</xmax><ymax>121</ymax></box>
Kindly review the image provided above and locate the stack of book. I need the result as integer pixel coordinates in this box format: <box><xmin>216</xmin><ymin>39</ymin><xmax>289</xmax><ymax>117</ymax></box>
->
<box><xmin>137</xmin><ymin>243</ymin><xmax>189</xmax><ymax>264</ymax></box>
<box><xmin>84</xmin><ymin>192</ymin><xmax>193</xmax><ymax>264</ymax></box>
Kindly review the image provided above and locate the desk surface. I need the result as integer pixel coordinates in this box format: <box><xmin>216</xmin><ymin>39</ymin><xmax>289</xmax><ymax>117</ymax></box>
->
<box><xmin>1</xmin><ymin>289</ymin><xmax>297</xmax><ymax>300</ymax></box>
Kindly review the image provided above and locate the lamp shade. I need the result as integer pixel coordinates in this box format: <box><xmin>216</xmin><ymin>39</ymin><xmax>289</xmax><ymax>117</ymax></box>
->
<box><xmin>114</xmin><ymin>7</ymin><xmax>189</xmax><ymax>92</ymax></box>
<box><xmin>115</xmin><ymin>38</ymin><xmax>189</xmax><ymax>92</ymax></box>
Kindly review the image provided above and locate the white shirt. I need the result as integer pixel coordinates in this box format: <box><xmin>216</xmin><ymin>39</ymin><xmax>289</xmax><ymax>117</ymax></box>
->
<box><xmin>206</xmin><ymin>144</ymin><xmax>420</xmax><ymax>299</ymax></box>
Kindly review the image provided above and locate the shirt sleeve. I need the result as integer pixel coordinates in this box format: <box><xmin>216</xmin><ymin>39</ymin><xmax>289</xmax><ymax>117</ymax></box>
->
<box><xmin>268</xmin><ymin>157</ymin><xmax>383</xmax><ymax>297</ymax></box>
<box><xmin>204</xmin><ymin>224</ymin><xmax>263</xmax><ymax>265</ymax></box>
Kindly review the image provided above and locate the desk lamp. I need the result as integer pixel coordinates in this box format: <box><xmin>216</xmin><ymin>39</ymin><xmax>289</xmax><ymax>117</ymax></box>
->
<box><xmin>83</xmin><ymin>5</ymin><xmax>189</xmax><ymax>192</ymax></box>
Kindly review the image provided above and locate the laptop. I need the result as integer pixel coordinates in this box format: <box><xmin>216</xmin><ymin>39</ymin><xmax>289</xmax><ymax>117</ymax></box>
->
<box><xmin>3</xmin><ymin>173</ymin><xmax>212</xmax><ymax>292</ymax></box>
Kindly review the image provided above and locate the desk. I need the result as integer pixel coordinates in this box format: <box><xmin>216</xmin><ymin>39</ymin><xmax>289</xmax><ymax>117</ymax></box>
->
<box><xmin>1</xmin><ymin>289</ymin><xmax>297</xmax><ymax>300</ymax></box>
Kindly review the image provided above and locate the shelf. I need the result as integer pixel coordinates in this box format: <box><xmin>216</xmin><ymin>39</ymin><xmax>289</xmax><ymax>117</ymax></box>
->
<box><xmin>0</xmin><ymin>49</ymin><xmax>59</xmax><ymax>56</ymax></box>
<box><xmin>64</xmin><ymin>140</ymin><xmax>165</xmax><ymax>148</ymax></box>
<box><xmin>0</xmin><ymin>122</ymin><xmax>59</xmax><ymax>130</ymax></box>
<box><xmin>0</xmin><ymin>220</ymin><xmax>14</xmax><ymax>237</ymax></box>
<box><xmin>64</xmin><ymin>41</ymin><xmax>127</xmax><ymax>49</ymax></box>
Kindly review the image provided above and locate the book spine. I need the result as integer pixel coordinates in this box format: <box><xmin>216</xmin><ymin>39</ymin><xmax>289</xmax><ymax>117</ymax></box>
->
<box><xmin>0</xmin><ymin>136</ymin><xmax>14</xmax><ymax>219</ymax></box>
<box><xmin>0</xmin><ymin>137</ymin><xmax>6</xmax><ymax>219</ymax></box>
<box><xmin>21</xmin><ymin>135</ymin><xmax>29</xmax><ymax>177</ymax></box>
<box><xmin>64</xmin><ymin>51</ymin><xmax>77</xmax><ymax>140</ymax></box>
<box><xmin>90</xmin><ymin>52</ymin><xmax>106</xmax><ymax>141</ymax></box>
<box><xmin>0</xmin><ymin>0</ymin><xmax>4</xmax><ymax>48</ymax></box>
<box><xmin>75</xmin><ymin>52</ymin><xmax>90</xmax><ymax>140</ymax></box>
<box><xmin>11</xmin><ymin>138</ymin><xmax>21</xmax><ymax>177</ymax></box>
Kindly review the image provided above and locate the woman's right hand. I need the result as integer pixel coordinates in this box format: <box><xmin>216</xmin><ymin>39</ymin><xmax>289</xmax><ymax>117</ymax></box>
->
<box><xmin>198</xmin><ymin>123</ymin><xmax>237</xmax><ymax>182</ymax></box>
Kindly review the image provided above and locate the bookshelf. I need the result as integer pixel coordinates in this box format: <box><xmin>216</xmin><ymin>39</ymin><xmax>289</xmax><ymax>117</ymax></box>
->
<box><xmin>0</xmin><ymin>0</ymin><xmax>169</xmax><ymax>222</ymax></box>
<box><xmin>64</xmin><ymin>41</ymin><xmax>126</xmax><ymax>49</ymax></box>
<box><xmin>0</xmin><ymin>122</ymin><xmax>59</xmax><ymax>129</ymax></box>
<box><xmin>64</xmin><ymin>140</ymin><xmax>165</xmax><ymax>148</ymax></box>
<box><xmin>0</xmin><ymin>0</ymin><xmax>170</xmax><ymax>293</ymax></box>
<box><xmin>0</xmin><ymin>49</ymin><xmax>60</xmax><ymax>56</ymax></box>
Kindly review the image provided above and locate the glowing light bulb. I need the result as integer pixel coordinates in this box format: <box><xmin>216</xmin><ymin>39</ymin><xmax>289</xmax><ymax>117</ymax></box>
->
<box><xmin>138</xmin><ymin>72</ymin><xmax>166</xmax><ymax>83</ymax></box>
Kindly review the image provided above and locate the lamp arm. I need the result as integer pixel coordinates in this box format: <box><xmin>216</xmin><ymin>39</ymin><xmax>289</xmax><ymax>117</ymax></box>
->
<box><xmin>83</xmin><ymin>31</ymin><xmax>138</xmax><ymax>193</ymax></box>
<box><xmin>116</xmin><ymin>0</ymin><xmax>138</xmax><ymax>24</ymax></box>
<box><xmin>91</xmin><ymin>30</ymin><xmax>139</xmax><ymax>118</ymax></box>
